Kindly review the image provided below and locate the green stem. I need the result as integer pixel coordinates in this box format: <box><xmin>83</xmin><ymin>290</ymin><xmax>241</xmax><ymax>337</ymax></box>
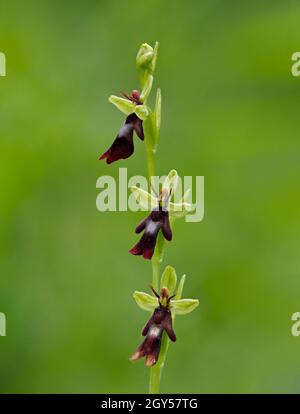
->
<box><xmin>146</xmin><ymin>148</ymin><xmax>155</xmax><ymax>184</ymax></box>
<box><xmin>149</xmin><ymin>309</ymin><xmax>176</xmax><ymax>393</ymax></box>
<box><xmin>143</xmin><ymin>82</ymin><xmax>169</xmax><ymax>395</ymax></box>
<box><xmin>151</xmin><ymin>248</ymin><xmax>160</xmax><ymax>292</ymax></box>
<box><xmin>149</xmin><ymin>331</ymin><xmax>170</xmax><ymax>394</ymax></box>
<box><xmin>149</xmin><ymin>244</ymin><xmax>169</xmax><ymax>394</ymax></box>
<box><xmin>146</xmin><ymin>148</ymin><xmax>168</xmax><ymax>394</ymax></box>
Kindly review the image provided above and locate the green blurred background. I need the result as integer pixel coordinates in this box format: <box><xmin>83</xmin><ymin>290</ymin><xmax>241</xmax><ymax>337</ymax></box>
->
<box><xmin>1</xmin><ymin>0</ymin><xmax>300</xmax><ymax>393</ymax></box>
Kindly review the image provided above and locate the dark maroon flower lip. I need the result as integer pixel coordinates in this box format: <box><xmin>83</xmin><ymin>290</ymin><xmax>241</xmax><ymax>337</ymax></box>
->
<box><xmin>129</xmin><ymin>207</ymin><xmax>172</xmax><ymax>260</ymax></box>
<box><xmin>126</xmin><ymin>113</ymin><xmax>144</xmax><ymax>140</ymax></box>
<box><xmin>130</xmin><ymin>287</ymin><xmax>176</xmax><ymax>367</ymax></box>
<box><xmin>99</xmin><ymin>90</ymin><xmax>144</xmax><ymax>164</ymax></box>
<box><xmin>99</xmin><ymin>121</ymin><xmax>134</xmax><ymax>164</ymax></box>
<box><xmin>99</xmin><ymin>113</ymin><xmax>144</xmax><ymax>164</ymax></box>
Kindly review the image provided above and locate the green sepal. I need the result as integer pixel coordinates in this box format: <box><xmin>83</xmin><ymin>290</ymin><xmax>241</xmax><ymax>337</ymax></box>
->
<box><xmin>133</xmin><ymin>291</ymin><xmax>157</xmax><ymax>312</ymax></box>
<box><xmin>108</xmin><ymin>95</ymin><xmax>135</xmax><ymax>115</ymax></box>
<box><xmin>169</xmin><ymin>201</ymin><xmax>194</xmax><ymax>218</ymax></box>
<box><xmin>168</xmin><ymin>188</ymin><xmax>194</xmax><ymax>218</ymax></box>
<box><xmin>171</xmin><ymin>298</ymin><xmax>199</xmax><ymax>315</ymax></box>
<box><xmin>162</xmin><ymin>169</ymin><xmax>178</xmax><ymax>195</ymax></box>
<box><xmin>160</xmin><ymin>265</ymin><xmax>177</xmax><ymax>294</ymax></box>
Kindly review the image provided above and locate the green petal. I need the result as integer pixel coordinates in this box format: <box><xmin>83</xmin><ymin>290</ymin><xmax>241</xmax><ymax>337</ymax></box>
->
<box><xmin>133</xmin><ymin>291</ymin><xmax>157</xmax><ymax>312</ymax></box>
<box><xmin>175</xmin><ymin>274</ymin><xmax>186</xmax><ymax>299</ymax></box>
<box><xmin>171</xmin><ymin>299</ymin><xmax>199</xmax><ymax>315</ymax></box>
<box><xmin>140</xmin><ymin>75</ymin><xmax>153</xmax><ymax>103</ymax></box>
<box><xmin>130</xmin><ymin>186</ymin><xmax>157</xmax><ymax>211</ymax></box>
<box><xmin>109</xmin><ymin>96</ymin><xmax>135</xmax><ymax>115</ymax></box>
<box><xmin>160</xmin><ymin>265</ymin><xmax>177</xmax><ymax>294</ymax></box>
<box><xmin>135</xmin><ymin>105</ymin><xmax>149</xmax><ymax>121</ymax></box>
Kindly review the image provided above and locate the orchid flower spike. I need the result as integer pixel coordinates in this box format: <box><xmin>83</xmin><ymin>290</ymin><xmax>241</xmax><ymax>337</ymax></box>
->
<box><xmin>129</xmin><ymin>170</ymin><xmax>194</xmax><ymax>259</ymax></box>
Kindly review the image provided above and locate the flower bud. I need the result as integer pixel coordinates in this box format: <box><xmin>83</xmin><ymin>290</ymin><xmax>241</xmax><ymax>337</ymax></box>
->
<box><xmin>136</xmin><ymin>42</ymin><xmax>159</xmax><ymax>87</ymax></box>
<box><xmin>136</xmin><ymin>43</ymin><xmax>154</xmax><ymax>68</ymax></box>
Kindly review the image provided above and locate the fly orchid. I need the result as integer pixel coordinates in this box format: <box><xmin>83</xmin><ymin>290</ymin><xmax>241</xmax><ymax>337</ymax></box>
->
<box><xmin>131</xmin><ymin>266</ymin><xmax>199</xmax><ymax>366</ymax></box>
<box><xmin>130</xmin><ymin>286</ymin><xmax>176</xmax><ymax>367</ymax></box>
<box><xmin>99</xmin><ymin>74</ymin><xmax>154</xmax><ymax>164</ymax></box>
<box><xmin>129</xmin><ymin>169</ymin><xmax>194</xmax><ymax>259</ymax></box>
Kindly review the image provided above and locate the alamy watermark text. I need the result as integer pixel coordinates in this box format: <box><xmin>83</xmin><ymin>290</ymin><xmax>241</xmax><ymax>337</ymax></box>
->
<box><xmin>96</xmin><ymin>168</ymin><xmax>204</xmax><ymax>222</ymax></box>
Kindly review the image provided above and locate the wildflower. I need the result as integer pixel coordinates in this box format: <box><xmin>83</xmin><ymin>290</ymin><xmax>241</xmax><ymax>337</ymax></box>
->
<box><xmin>129</xmin><ymin>170</ymin><xmax>194</xmax><ymax>260</ymax></box>
<box><xmin>131</xmin><ymin>266</ymin><xmax>199</xmax><ymax>367</ymax></box>
<box><xmin>130</xmin><ymin>287</ymin><xmax>176</xmax><ymax>367</ymax></box>
<box><xmin>99</xmin><ymin>91</ymin><xmax>145</xmax><ymax>164</ymax></box>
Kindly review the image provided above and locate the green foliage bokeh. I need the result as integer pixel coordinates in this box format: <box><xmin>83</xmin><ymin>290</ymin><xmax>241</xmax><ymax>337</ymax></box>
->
<box><xmin>1</xmin><ymin>0</ymin><xmax>300</xmax><ymax>393</ymax></box>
